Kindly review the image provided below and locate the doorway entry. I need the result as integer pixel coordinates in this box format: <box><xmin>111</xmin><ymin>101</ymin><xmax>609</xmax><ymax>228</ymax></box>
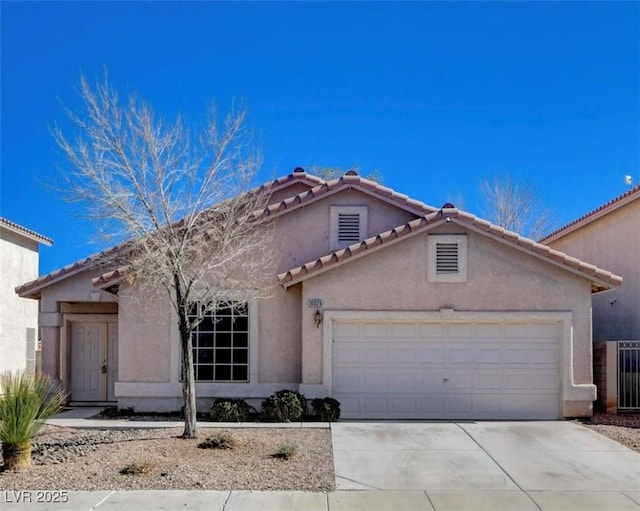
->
<box><xmin>70</xmin><ymin>321</ymin><xmax>118</xmax><ymax>402</ymax></box>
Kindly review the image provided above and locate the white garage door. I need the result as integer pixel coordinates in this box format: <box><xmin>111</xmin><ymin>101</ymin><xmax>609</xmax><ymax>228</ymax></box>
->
<box><xmin>332</xmin><ymin>318</ymin><xmax>560</xmax><ymax>420</ymax></box>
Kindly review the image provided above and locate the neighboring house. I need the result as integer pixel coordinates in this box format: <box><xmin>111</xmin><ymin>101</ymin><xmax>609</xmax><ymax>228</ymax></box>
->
<box><xmin>1</xmin><ymin>217</ymin><xmax>52</xmax><ymax>375</ymax></box>
<box><xmin>16</xmin><ymin>169</ymin><xmax>622</xmax><ymax>420</ymax></box>
<box><xmin>542</xmin><ymin>185</ymin><xmax>640</xmax><ymax>412</ymax></box>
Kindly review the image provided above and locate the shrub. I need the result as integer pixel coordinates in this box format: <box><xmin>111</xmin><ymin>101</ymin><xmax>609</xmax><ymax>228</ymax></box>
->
<box><xmin>120</xmin><ymin>460</ymin><xmax>157</xmax><ymax>475</ymax></box>
<box><xmin>272</xmin><ymin>442</ymin><xmax>297</xmax><ymax>460</ymax></box>
<box><xmin>260</xmin><ymin>390</ymin><xmax>307</xmax><ymax>422</ymax></box>
<box><xmin>198</xmin><ymin>432</ymin><xmax>237</xmax><ymax>450</ymax></box>
<box><xmin>209</xmin><ymin>398</ymin><xmax>254</xmax><ymax>422</ymax></box>
<box><xmin>311</xmin><ymin>397</ymin><xmax>341</xmax><ymax>422</ymax></box>
<box><xmin>0</xmin><ymin>372</ymin><xmax>67</xmax><ymax>471</ymax></box>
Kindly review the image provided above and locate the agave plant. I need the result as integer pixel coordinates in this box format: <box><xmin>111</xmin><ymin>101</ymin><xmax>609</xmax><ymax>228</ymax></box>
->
<box><xmin>0</xmin><ymin>372</ymin><xmax>66</xmax><ymax>471</ymax></box>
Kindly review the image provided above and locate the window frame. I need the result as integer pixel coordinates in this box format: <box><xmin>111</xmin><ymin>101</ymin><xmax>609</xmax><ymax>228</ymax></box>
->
<box><xmin>188</xmin><ymin>302</ymin><xmax>250</xmax><ymax>383</ymax></box>
<box><xmin>330</xmin><ymin>205</ymin><xmax>368</xmax><ymax>250</ymax></box>
<box><xmin>427</xmin><ymin>234</ymin><xmax>468</xmax><ymax>283</ymax></box>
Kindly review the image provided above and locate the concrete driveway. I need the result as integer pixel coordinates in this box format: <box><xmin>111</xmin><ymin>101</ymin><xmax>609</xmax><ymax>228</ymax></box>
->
<box><xmin>331</xmin><ymin>421</ymin><xmax>640</xmax><ymax>510</ymax></box>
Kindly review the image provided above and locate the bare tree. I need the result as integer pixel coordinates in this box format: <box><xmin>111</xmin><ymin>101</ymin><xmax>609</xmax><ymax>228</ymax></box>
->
<box><xmin>54</xmin><ymin>76</ymin><xmax>277</xmax><ymax>438</ymax></box>
<box><xmin>479</xmin><ymin>173</ymin><xmax>554</xmax><ymax>240</ymax></box>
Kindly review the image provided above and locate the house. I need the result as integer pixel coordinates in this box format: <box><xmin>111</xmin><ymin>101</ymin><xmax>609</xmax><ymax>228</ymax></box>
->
<box><xmin>542</xmin><ymin>184</ymin><xmax>640</xmax><ymax>412</ymax></box>
<box><xmin>16</xmin><ymin>169</ymin><xmax>622</xmax><ymax>420</ymax></box>
<box><xmin>1</xmin><ymin>217</ymin><xmax>52</xmax><ymax>375</ymax></box>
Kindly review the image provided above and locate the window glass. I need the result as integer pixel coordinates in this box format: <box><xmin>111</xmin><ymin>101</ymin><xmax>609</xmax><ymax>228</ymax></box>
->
<box><xmin>187</xmin><ymin>303</ymin><xmax>249</xmax><ymax>382</ymax></box>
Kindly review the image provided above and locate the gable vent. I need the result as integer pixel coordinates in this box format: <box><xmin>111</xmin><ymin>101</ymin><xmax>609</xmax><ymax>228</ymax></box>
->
<box><xmin>338</xmin><ymin>213</ymin><xmax>361</xmax><ymax>243</ymax></box>
<box><xmin>436</xmin><ymin>242</ymin><xmax>459</xmax><ymax>273</ymax></box>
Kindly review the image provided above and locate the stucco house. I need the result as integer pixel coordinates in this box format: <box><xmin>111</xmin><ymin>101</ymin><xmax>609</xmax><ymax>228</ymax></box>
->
<box><xmin>542</xmin><ymin>184</ymin><xmax>640</xmax><ymax>412</ymax></box>
<box><xmin>1</xmin><ymin>217</ymin><xmax>52</xmax><ymax>376</ymax></box>
<box><xmin>16</xmin><ymin>169</ymin><xmax>622</xmax><ymax>420</ymax></box>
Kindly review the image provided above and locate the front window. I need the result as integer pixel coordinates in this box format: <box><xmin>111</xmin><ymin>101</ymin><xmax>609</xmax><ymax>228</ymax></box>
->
<box><xmin>189</xmin><ymin>303</ymin><xmax>249</xmax><ymax>382</ymax></box>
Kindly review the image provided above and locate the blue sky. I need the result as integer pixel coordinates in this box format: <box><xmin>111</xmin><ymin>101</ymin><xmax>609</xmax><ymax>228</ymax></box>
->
<box><xmin>1</xmin><ymin>1</ymin><xmax>639</xmax><ymax>275</ymax></box>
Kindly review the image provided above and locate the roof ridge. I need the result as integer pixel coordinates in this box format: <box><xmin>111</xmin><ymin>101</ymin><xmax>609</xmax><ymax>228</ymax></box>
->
<box><xmin>259</xmin><ymin>174</ymin><xmax>438</xmax><ymax>220</ymax></box>
<box><xmin>541</xmin><ymin>184</ymin><xmax>640</xmax><ymax>242</ymax></box>
<box><xmin>0</xmin><ymin>217</ymin><xmax>53</xmax><ymax>245</ymax></box>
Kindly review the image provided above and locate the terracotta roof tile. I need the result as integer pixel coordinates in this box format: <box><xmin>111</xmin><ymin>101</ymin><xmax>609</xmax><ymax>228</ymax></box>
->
<box><xmin>541</xmin><ymin>184</ymin><xmax>640</xmax><ymax>243</ymax></box>
<box><xmin>278</xmin><ymin>208</ymin><xmax>623</xmax><ymax>292</ymax></box>
<box><xmin>16</xmin><ymin>170</ymin><xmax>327</xmax><ymax>298</ymax></box>
<box><xmin>257</xmin><ymin>174</ymin><xmax>437</xmax><ymax>220</ymax></box>
<box><xmin>0</xmin><ymin>217</ymin><xmax>53</xmax><ymax>246</ymax></box>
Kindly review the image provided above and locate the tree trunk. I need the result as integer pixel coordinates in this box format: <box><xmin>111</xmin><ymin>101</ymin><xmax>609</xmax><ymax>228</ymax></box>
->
<box><xmin>2</xmin><ymin>441</ymin><xmax>32</xmax><ymax>471</ymax></box>
<box><xmin>174</xmin><ymin>273</ymin><xmax>198</xmax><ymax>439</ymax></box>
<box><xmin>180</xmin><ymin>324</ymin><xmax>198</xmax><ymax>438</ymax></box>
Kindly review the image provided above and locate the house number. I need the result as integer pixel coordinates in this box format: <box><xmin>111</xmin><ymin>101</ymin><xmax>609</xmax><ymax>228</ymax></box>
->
<box><xmin>307</xmin><ymin>298</ymin><xmax>323</xmax><ymax>309</ymax></box>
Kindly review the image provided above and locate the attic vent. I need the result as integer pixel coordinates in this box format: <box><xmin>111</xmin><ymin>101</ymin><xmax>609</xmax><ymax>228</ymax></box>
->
<box><xmin>427</xmin><ymin>234</ymin><xmax>467</xmax><ymax>283</ymax></box>
<box><xmin>436</xmin><ymin>243</ymin><xmax>459</xmax><ymax>273</ymax></box>
<box><xmin>330</xmin><ymin>206</ymin><xmax>368</xmax><ymax>250</ymax></box>
<box><xmin>338</xmin><ymin>213</ymin><xmax>361</xmax><ymax>243</ymax></box>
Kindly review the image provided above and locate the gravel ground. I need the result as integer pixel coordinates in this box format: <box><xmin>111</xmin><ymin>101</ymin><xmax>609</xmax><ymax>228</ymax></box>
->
<box><xmin>0</xmin><ymin>426</ymin><xmax>335</xmax><ymax>491</ymax></box>
<box><xmin>580</xmin><ymin>413</ymin><xmax>640</xmax><ymax>453</ymax></box>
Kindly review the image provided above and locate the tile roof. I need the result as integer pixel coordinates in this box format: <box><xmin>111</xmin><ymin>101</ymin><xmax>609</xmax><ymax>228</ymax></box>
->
<box><xmin>16</xmin><ymin>245</ymin><xmax>123</xmax><ymax>298</ymax></box>
<box><xmin>256</xmin><ymin>173</ymin><xmax>438</xmax><ymax>219</ymax></box>
<box><xmin>541</xmin><ymin>184</ymin><xmax>640</xmax><ymax>243</ymax></box>
<box><xmin>15</xmin><ymin>169</ymin><xmax>325</xmax><ymax>298</ymax></box>
<box><xmin>259</xmin><ymin>168</ymin><xmax>325</xmax><ymax>192</ymax></box>
<box><xmin>0</xmin><ymin>217</ymin><xmax>53</xmax><ymax>246</ymax></box>
<box><xmin>278</xmin><ymin>208</ymin><xmax>623</xmax><ymax>293</ymax></box>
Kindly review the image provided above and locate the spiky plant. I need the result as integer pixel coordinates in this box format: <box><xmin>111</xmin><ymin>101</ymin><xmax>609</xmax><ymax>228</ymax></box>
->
<box><xmin>0</xmin><ymin>372</ymin><xmax>67</xmax><ymax>471</ymax></box>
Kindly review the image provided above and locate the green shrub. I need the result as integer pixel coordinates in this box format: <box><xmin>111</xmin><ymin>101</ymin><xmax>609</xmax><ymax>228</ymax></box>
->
<box><xmin>260</xmin><ymin>390</ymin><xmax>307</xmax><ymax>422</ymax></box>
<box><xmin>272</xmin><ymin>442</ymin><xmax>297</xmax><ymax>460</ymax></box>
<box><xmin>311</xmin><ymin>397</ymin><xmax>341</xmax><ymax>422</ymax></box>
<box><xmin>198</xmin><ymin>432</ymin><xmax>237</xmax><ymax>450</ymax></box>
<box><xmin>0</xmin><ymin>372</ymin><xmax>67</xmax><ymax>471</ymax></box>
<box><xmin>209</xmin><ymin>398</ymin><xmax>254</xmax><ymax>422</ymax></box>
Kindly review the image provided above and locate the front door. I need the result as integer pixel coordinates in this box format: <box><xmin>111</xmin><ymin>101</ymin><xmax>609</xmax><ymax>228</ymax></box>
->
<box><xmin>70</xmin><ymin>322</ymin><xmax>118</xmax><ymax>401</ymax></box>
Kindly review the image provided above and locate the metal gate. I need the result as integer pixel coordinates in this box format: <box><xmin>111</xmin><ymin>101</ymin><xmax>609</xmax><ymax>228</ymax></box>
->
<box><xmin>618</xmin><ymin>341</ymin><xmax>640</xmax><ymax>410</ymax></box>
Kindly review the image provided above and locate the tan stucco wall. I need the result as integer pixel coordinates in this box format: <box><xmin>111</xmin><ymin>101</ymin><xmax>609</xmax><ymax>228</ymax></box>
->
<box><xmin>547</xmin><ymin>198</ymin><xmax>640</xmax><ymax>341</ymax></box>
<box><xmin>273</xmin><ymin>189</ymin><xmax>416</xmax><ymax>272</ymax></box>
<box><xmin>298</xmin><ymin>226</ymin><xmax>594</xmax><ymax>416</ymax></box>
<box><xmin>117</xmin><ymin>285</ymin><xmax>172</xmax><ymax>383</ymax></box>
<box><xmin>38</xmin><ymin>268</ymin><xmax>118</xmax><ymax>386</ymax></box>
<box><xmin>0</xmin><ymin>228</ymin><xmax>39</xmax><ymax>374</ymax></box>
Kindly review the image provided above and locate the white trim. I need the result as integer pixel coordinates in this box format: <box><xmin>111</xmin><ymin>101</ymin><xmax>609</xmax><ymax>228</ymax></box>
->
<box><xmin>318</xmin><ymin>310</ymin><xmax>595</xmax><ymax>417</ymax></box>
<box><xmin>330</xmin><ymin>205</ymin><xmax>368</xmax><ymax>251</ymax></box>
<box><xmin>427</xmin><ymin>234</ymin><xmax>468</xmax><ymax>283</ymax></box>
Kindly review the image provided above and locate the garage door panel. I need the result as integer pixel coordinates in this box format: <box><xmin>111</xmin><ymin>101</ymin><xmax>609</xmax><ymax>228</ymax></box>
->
<box><xmin>446</xmin><ymin>348</ymin><xmax>475</xmax><ymax>365</ymax></box>
<box><xmin>333</xmin><ymin>317</ymin><xmax>561</xmax><ymax>420</ymax></box>
<box><xmin>418</xmin><ymin>323</ymin><xmax>446</xmax><ymax>337</ymax></box>
<box><xmin>362</xmin><ymin>323</ymin><xmax>388</xmax><ymax>337</ymax></box>
<box><xmin>449</xmin><ymin>324</ymin><xmax>474</xmax><ymax>337</ymax></box>
<box><xmin>388</xmin><ymin>323</ymin><xmax>417</xmax><ymax>337</ymax></box>
<box><xmin>362</xmin><ymin>347</ymin><xmax>389</xmax><ymax>364</ymax></box>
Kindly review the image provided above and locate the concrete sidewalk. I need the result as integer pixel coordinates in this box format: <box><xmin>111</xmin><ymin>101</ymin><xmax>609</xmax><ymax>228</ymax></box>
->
<box><xmin>3</xmin><ymin>409</ymin><xmax>639</xmax><ymax>510</ymax></box>
<box><xmin>3</xmin><ymin>489</ymin><xmax>640</xmax><ymax>510</ymax></box>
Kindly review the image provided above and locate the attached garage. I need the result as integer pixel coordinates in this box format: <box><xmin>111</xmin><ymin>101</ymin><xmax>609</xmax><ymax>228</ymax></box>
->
<box><xmin>332</xmin><ymin>315</ymin><xmax>561</xmax><ymax>420</ymax></box>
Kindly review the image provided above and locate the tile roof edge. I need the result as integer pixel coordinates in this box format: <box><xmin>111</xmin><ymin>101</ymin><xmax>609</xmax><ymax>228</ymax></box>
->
<box><xmin>15</xmin><ymin>169</ymin><xmax>324</xmax><ymax>297</ymax></box>
<box><xmin>0</xmin><ymin>217</ymin><xmax>53</xmax><ymax>246</ymax></box>
<box><xmin>541</xmin><ymin>184</ymin><xmax>640</xmax><ymax>243</ymax></box>
<box><xmin>280</xmin><ymin>207</ymin><xmax>623</xmax><ymax>290</ymax></box>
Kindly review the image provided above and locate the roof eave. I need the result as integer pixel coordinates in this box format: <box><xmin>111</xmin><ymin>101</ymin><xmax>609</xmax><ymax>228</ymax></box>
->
<box><xmin>541</xmin><ymin>187</ymin><xmax>640</xmax><ymax>243</ymax></box>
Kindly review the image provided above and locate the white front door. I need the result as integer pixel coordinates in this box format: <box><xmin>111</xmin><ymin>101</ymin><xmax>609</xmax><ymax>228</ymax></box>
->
<box><xmin>332</xmin><ymin>317</ymin><xmax>560</xmax><ymax>420</ymax></box>
<box><xmin>71</xmin><ymin>322</ymin><xmax>118</xmax><ymax>402</ymax></box>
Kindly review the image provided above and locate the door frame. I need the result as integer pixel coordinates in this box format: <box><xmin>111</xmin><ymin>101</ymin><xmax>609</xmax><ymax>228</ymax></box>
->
<box><xmin>61</xmin><ymin>314</ymin><xmax>118</xmax><ymax>402</ymax></box>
